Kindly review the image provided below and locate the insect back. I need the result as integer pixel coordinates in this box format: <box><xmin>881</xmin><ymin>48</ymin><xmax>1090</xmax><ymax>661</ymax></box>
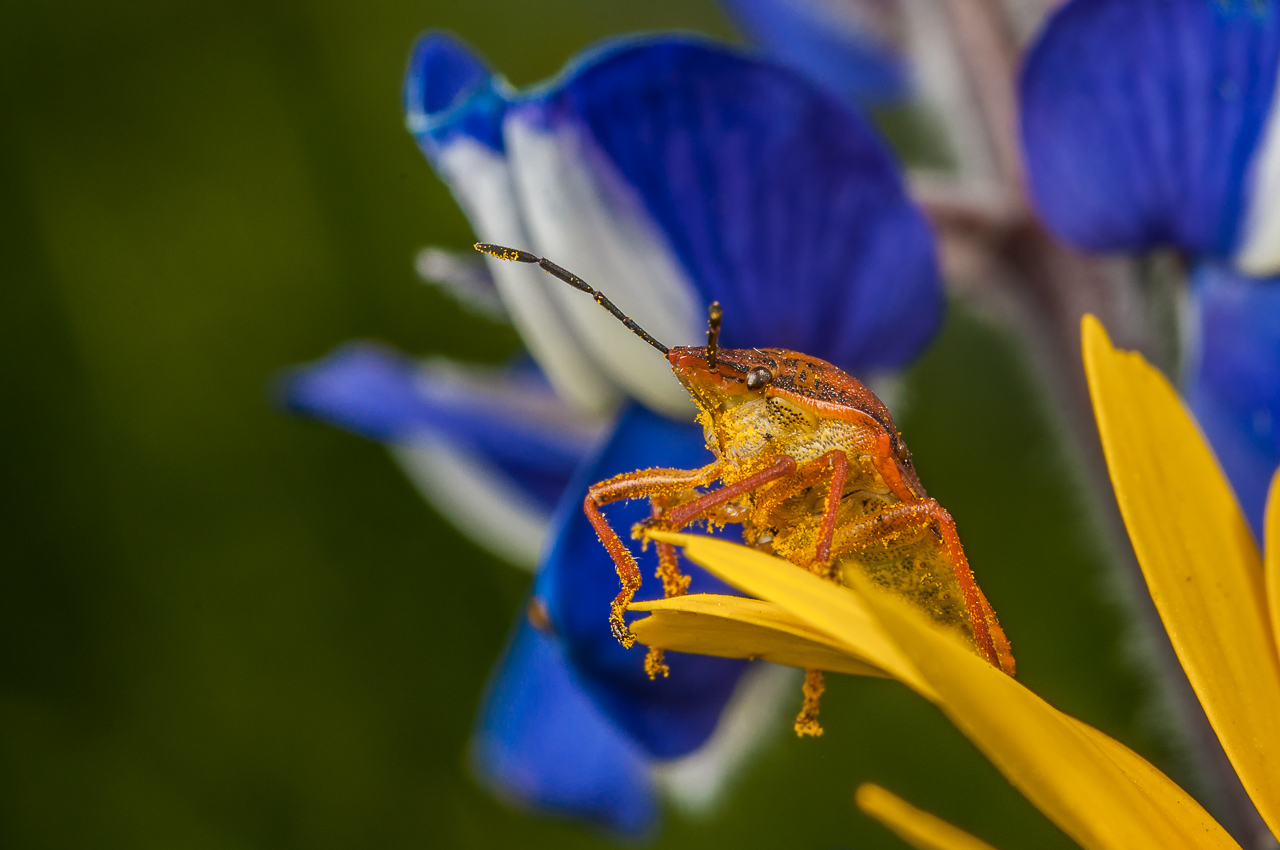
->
<box><xmin>667</xmin><ymin>345</ymin><xmax>1013</xmax><ymax>675</ymax></box>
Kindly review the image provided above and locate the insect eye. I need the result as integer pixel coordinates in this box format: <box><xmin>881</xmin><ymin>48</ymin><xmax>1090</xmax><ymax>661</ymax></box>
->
<box><xmin>745</xmin><ymin>366</ymin><xmax>774</xmax><ymax>390</ymax></box>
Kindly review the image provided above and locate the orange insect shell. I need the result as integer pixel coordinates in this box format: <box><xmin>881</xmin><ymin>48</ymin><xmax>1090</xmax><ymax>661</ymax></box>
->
<box><xmin>468</xmin><ymin>242</ymin><xmax>1013</xmax><ymax>730</ymax></box>
<box><xmin>592</xmin><ymin>343</ymin><xmax>1015</xmax><ymax>678</ymax></box>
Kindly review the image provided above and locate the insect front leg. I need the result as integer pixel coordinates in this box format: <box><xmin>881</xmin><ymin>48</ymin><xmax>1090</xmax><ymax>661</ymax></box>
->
<box><xmin>634</xmin><ymin>499</ymin><xmax>696</xmax><ymax>679</ymax></box>
<box><xmin>627</xmin><ymin>456</ymin><xmax>799</xmax><ymax>679</ymax></box>
<box><xmin>762</xmin><ymin>451</ymin><xmax>847</xmax><ymax>739</ymax></box>
<box><xmin>657</xmin><ymin>452</ymin><xmax>842</xmax><ymax>737</ymax></box>
<box><xmin>752</xmin><ymin>450</ymin><xmax>849</xmax><ymax>579</ymax></box>
<box><xmin>647</xmin><ymin>501</ymin><xmax>691</xmax><ymax>599</ymax></box>
<box><xmin>655</xmin><ymin>455</ymin><xmax>798</xmax><ymax>530</ymax></box>
<box><xmin>639</xmin><ymin>530</ymin><xmax>689</xmax><ymax>680</ymax></box>
<box><xmin>639</xmin><ymin>455</ymin><xmax>801</xmax><ymax>588</ymax></box>
<box><xmin>586</xmin><ymin>463</ymin><xmax>722</xmax><ymax>648</ymax></box>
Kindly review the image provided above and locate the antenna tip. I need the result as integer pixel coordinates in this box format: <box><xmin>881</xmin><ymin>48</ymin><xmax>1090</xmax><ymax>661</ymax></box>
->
<box><xmin>475</xmin><ymin>243</ymin><xmax>538</xmax><ymax>264</ymax></box>
<box><xmin>708</xmin><ymin>301</ymin><xmax>722</xmax><ymax>322</ymax></box>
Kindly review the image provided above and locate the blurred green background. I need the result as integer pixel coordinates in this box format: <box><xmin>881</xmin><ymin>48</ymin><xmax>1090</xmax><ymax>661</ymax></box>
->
<box><xmin>1</xmin><ymin>1</ymin><xmax>1172</xmax><ymax>847</ymax></box>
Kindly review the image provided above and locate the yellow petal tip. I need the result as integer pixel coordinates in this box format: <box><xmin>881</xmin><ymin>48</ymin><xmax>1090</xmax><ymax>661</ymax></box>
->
<box><xmin>855</xmin><ymin>784</ymin><xmax>1000</xmax><ymax>850</ymax></box>
<box><xmin>644</xmin><ymin>529</ymin><xmax>687</xmax><ymax>546</ymax></box>
<box><xmin>1080</xmin><ymin>312</ymin><xmax>1118</xmax><ymax>373</ymax></box>
<box><xmin>1080</xmin><ymin>311</ymin><xmax>1105</xmax><ymax>342</ymax></box>
<box><xmin>1082</xmin><ymin>315</ymin><xmax>1280</xmax><ymax>838</ymax></box>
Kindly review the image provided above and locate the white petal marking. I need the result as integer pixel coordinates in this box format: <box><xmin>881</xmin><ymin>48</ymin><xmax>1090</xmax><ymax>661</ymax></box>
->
<box><xmin>415</xmin><ymin>246</ymin><xmax>507</xmax><ymax>321</ymax></box>
<box><xmin>390</xmin><ymin>440</ymin><xmax>548</xmax><ymax>571</ymax></box>
<box><xmin>504</xmin><ymin>116</ymin><xmax>702</xmax><ymax>418</ymax></box>
<box><xmin>387</xmin><ymin>359</ymin><xmax>607</xmax><ymax>571</ymax></box>
<box><xmin>413</xmin><ymin>356</ymin><xmax>610</xmax><ymax>443</ymax></box>
<box><xmin>436</xmin><ymin>138</ymin><xmax>621</xmax><ymax>415</ymax></box>
<box><xmin>1239</xmin><ymin>63</ymin><xmax>1280</xmax><ymax>277</ymax></box>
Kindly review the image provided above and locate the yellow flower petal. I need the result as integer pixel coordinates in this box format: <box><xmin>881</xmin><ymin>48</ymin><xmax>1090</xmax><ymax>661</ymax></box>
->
<box><xmin>1062</xmin><ymin>716</ymin><xmax>1236</xmax><ymax>844</ymax></box>
<box><xmin>654</xmin><ymin>525</ymin><xmax>1235</xmax><ymax>849</ymax></box>
<box><xmin>645</xmin><ymin>530</ymin><xmax>933</xmax><ymax>697</ymax></box>
<box><xmin>1267</xmin><ymin>469</ymin><xmax>1280</xmax><ymax>662</ymax></box>
<box><xmin>1082</xmin><ymin>315</ymin><xmax>1280</xmax><ymax>834</ymax></box>
<box><xmin>854</xmin><ymin>578</ymin><xmax>1238</xmax><ymax>850</ymax></box>
<box><xmin>855</xmin><ymin>784</ymin><xmax>1000</xmax><ymax>850</ymax></box>
<box><xmin>628</xmin><ymin>594</ymin><xmax>890</xmax><ymax>677</ymax></box>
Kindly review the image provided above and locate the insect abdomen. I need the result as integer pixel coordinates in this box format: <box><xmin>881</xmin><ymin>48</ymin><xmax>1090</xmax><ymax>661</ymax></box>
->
<box><xmin>835</xmin><ymin>539</ymin><xmax>975</xmax><ymax>641</ymax></box>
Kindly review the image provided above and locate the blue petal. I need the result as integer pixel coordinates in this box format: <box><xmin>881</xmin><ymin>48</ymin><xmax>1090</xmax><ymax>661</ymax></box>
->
<box><xmin>404</xmin><ymin>32</ymin><xmax>507</xmax><ymax>157</ymax></box>
<box><xmin>1021</xmin><ymin>0</ymin><xmax>1280</xmax><ymax>259</ymax></box>
<box><xmin>721</xmin><ymin>0</ymin><xmax>910</xmax><ymax>105</ymax></box>
<box><xmin>535</xmin><ymin>404</ymin><xmax>751</xmax><ymax>760</ymax></box>
<box><xmin>512</xmin><ymin>38</ymin><xmax>941</xmax><ymax>373</ymax></box>
<box><xmin>1185</xmin><ymin>264</ymin><xmax>1280</xmax><ymax>539</ymax></box>
<box><xmin>471</xmin><ymin>611</ymin><xmax>658</xmax><ymax>836</ymax></box>
<box><xmin>278</xmin><ymin>343</ymin><xmax>598</xmax><ymax>513</ymax></box>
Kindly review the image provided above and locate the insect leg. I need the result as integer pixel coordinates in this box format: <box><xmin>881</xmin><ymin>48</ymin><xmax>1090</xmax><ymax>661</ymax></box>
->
<box><xmin>622</xmin><ymin>457</ymin><xmax>796</xmax><ymax>678</ymax></box>
<box><xmin>649</xmin><ymin>501</ymin><xmax>692</xmax><ymax>598</ymax></box>
<box><xmin>870</xmin><ymin>455</ymin><xmax>922</xmax><ymax>503</ymax></box>
<box><xmin>974</xmin><ymin>582</ymin><xmax>1016</xmax><ymax>676</ymax></box>
<box><xmin>777</xmin><ymin>451</ymin><xmax>849</xmax><ymax>577</ymax></box>
<box><xmin>643</xmin><ymin>455</ymin><xmax>842</xmax><ymax>729</ymax></box>
<box><xmin>916</xmin><ymin>503</ymin><xmax>1013</xmax><ymax>676</ymax></box>
<box><xmin>587</xmin><ymin>463</ymin><xmax>722</xmax><ymax>647</ymax></box>
<box><xmin>831</xmin><ymin>501</ymin><xmax>1012</xmax><ymax>675</ymax></box>
<box><xmin>748</xmin><ymin>450</ymin><xmax>848</xmax><ymax>578</ymax></box>
<box><xmin>583</xmin><ymin>495</ymin><xmax>644</xmax><ymax>648</ymax></box>
<box><xmin>641</xmin><ymin>504</ymin><xmax>689</xmax><ymax>680</ymax></box>
<box><xmin>813</xmin><ymin>452</ymin><xmax>848</xmax><ymax>568</ymax></box>
<box><xmin>772</xmin><ymin>451</ymin><xmax>846</xmax><ymax>738</ymax></box>
<box><xmin>843</xmin><ymin>418</ymin><xmax>925</xmax><ymax>503</ymax></box>
<box><xmin>657</xmin><ymin>456</ymin><xmax>798</xmax><ymax>529</ymax></box>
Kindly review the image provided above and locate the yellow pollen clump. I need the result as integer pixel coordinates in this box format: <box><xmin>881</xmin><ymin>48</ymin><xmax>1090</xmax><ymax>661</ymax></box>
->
<box><xmin>794</xmin><ymin>668</ymin><xmax>826</xmax><ymax>737</ymax></box>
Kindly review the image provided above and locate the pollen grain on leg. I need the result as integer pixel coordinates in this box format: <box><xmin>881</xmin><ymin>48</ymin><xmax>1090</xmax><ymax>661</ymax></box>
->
<box><xmin>794</xmin><ymin>668</ymin><xmax>826</xmax><ymax>737</ymax></box>
<box><xmin>644</xmin><ymin>647</ymin><xmax>670</xmax><ymax>679</ymax></box>
<box><xmin>655</xmin><ymin>539</ymin><xmax>692</xmax><ymax>598</ymax></box>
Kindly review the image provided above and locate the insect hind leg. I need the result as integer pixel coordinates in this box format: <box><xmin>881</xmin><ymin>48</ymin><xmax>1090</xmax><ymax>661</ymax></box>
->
<box><xmin>830</xmin><ymin>500</ymin><xmax>1013</xmax><ymax>675</ymax></box>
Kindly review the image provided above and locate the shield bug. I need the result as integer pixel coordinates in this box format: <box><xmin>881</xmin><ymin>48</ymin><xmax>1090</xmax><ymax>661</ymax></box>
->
<box><xmin>477</xmin><ymin>243</ymin><xmax>1014</xmax><ymax>736</ymax></box>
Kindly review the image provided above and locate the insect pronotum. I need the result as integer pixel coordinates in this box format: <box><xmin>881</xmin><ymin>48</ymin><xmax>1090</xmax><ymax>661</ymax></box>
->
<box><xmin>477</xmin><ymin>243</ymin><xmax>1014</xmax><ymax>737</ymax></box>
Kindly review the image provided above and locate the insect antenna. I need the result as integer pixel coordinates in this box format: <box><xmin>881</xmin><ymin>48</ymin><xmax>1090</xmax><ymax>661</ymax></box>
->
<box><xmin>705</xmin><ymin>301</ymin><xmax>722</xmax><ymax>367</ymax></box>
<box><xmin>475</xmin><ymin>243</ymin><xmax>669</xmax><ymax>355</ymax></box>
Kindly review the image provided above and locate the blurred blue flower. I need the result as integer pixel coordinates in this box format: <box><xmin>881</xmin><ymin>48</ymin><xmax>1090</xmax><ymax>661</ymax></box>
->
<box><xmin>1020</xmin><ymin>0</ymin><xmax>1280</xmax><ymax>536</ymax></box>
<box><xmin>720</xmin><ymin>0</ymin><xmax>912</xmax><ymax>106</ymax></box>
<box><xmin>283</xmin><ymin>33</ymin><xmax>941</xmax><ymax>835</ymax></box>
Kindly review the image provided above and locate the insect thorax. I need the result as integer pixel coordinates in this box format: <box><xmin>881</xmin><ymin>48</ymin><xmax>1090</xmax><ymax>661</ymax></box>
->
<box><xmin>707</xmin><ymin>395</ymin><xmax>862</xmax><ymax>470</ymax></box>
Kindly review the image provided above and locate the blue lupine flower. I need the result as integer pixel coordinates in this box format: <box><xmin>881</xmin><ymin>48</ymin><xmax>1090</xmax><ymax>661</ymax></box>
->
<box><xmin>283</xmin><ymin>32</ymin><xmax>942</xmax><ymax>835</ymax></box>
<box><xmin>1020</xmin><ymin>0</ymin><xmax>1280</xmax><ymax>536</ymax></box>
<box><xmin>720</xmin><ymin>0</ymin><xmax>912</xmax><ymax>105</ymax></box>
<box><xmin>280</xmin><ymin>344</ymin><xmax>603</xmax><ymax>568</ymax></box>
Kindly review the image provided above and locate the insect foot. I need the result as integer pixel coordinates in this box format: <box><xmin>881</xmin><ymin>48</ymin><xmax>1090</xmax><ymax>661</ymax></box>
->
<box><xmin>794</xmin><ymin>670</ymin><xmax>826</xmax><ymax>737</ymax></box>
<box><xmin>637</xmin><ymin>518</ymin><xmax>691</xmax><ymax>680</ymax></box>
<box><xmin>644</xmin><ymin>649</ymin><xmax>670</xmax><ymax>680</ymax></box>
